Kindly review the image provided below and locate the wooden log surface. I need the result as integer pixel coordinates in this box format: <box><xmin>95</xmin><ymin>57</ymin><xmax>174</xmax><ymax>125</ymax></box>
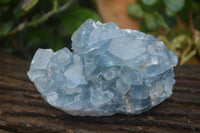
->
<box><xmin>0</xmin><ymin>51</ymin><xmax>200</xmax><ymax>133</ymax></box>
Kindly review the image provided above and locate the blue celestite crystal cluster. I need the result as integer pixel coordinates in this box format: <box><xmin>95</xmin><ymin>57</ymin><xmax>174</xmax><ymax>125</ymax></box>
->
<box><xmin>27</xmin><ymin>19</ymin><xmax>178</xmax><ymax>116</ymax></box>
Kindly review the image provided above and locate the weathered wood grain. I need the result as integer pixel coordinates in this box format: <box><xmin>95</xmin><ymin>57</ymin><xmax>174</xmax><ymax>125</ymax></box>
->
<box><xmin>0</xmin><ymin>52</ymin><xmax>200</xmax><ymax>133</ymax></box>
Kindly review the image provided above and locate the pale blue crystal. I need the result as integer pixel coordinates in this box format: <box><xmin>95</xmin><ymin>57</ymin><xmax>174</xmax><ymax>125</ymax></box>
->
<box><xmin>27</xmin><ymin>19</ymin><xmax>178</xmax><ymax>116</ymax></box>
<box><xmin>64</xmin><ymin>54</ymin><xmax>86</xmax><ymax>88</ymax></box>
<box><xmin>27</xmin><ymin>49</ymin><xmax>53</xmax><ymax>81</ymax></box>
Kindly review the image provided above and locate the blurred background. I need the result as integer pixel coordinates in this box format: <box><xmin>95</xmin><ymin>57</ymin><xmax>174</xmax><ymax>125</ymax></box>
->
<box><xmin>0</xmin><ymin>0</ymin><xmax>199</xmax><ymax>65</ymax></box>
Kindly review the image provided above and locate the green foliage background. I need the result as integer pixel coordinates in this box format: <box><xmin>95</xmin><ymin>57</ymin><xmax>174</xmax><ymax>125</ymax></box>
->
<box><xmin>1</xmin><ymin>0</ymin><xmax>200</xmax><ymax>64</ymax></box>
<box><xmin>0</xmin><ymin>0</ymin><xmax>101</xmax><ymax>58</ymax></box>
<box><xmin>128</xmin><ymin>0</ymin><xmax>200</xmax><ymax>64</ymax></box>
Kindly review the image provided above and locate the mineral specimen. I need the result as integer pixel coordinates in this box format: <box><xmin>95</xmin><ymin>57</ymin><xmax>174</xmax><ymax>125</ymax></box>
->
<box><xmin>27</xmin><ymin>19</ymin><xmax>178</xmax><ymax>116</ymax></box>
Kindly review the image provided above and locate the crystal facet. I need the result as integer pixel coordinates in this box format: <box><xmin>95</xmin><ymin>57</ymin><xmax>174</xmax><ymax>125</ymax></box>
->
<box><xmin>27</xmin><ymin>19</ymin><xmax>178</xmax><ymax>116</ymax></box>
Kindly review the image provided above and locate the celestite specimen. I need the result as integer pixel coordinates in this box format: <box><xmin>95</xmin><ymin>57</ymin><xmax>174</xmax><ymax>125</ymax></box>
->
<box><xmin>27</xmin><ymin>19</ymin><xmax>178</xmax><ymax>116</ymax></box>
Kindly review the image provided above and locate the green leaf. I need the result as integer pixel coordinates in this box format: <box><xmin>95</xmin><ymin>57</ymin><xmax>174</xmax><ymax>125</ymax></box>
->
<box><xmin>142</xmin><ymin>0</ymin><xmax>157</xmax><ymax>5</ymax></box>
<box><xmin>13</xmin><ymin>0</ymin><xmax>38</xmax><ymax>18</ymax></box>
<box><xmin>31</xmin><ymin>13</ymin><xmax>42</xmax><ymax>21</ymax></box>
<box><xmin>154</xmin><ymin>13</ymin><xmax>168</xmax><ymax>28</ymax></box>
<box><xmin>144</xmin><ymin>13</ymin><xmax>168</xmax><ymax>30</ymax></box>
<box><xmin>21</xmin><ymin>0</ymin><xmax>38</xmax><ymax>11</ymax></box>
<box><xmin>127</xmin><ymin>3</ymin><xmax>144</xmax><ymax>18</ymax></box>
<box><xmin>49</xmin><ymin>37</ymin><xmax>65</xmax><ymax>51</ymax></box>
<box><xmin>165</xmin><ymin>7</ymin><xmax>175</xmax><ymax>17</ymax></box>
<box><xmin>0</xmin><ymin>21</ymin><xmax>14</xmax><ymax>37</ymax></box>
<box><xmin>61</xmin><ymin>6</ymin><xmax>101</xmax><ymax>34</ymax></box>
<box><xmin>139</xmin><ymin>21</ymin><xmax>150</xmax><ymax>32</ymax></box>
<box><xmin>164</xmin><ymin>0</ymin><xmax>185</xmax><ymax>12</ymax></box>
<box><xmin>161</xmin><ymin>12</ymin><xmax>176</xmax><ymax>27</ymax></box>
<box><xmin>144</xmin><ymin>14</ymin><xmax>158</xmax><ymax>30</ymax></box>
<box><xmin>13</xmin><ymin>3</ymin><xmax>24</xmax><ymax>17</ymax></box>
<box><xmin>138</xmin><ymin>0</ymin><xmax>162</xmax><ymax>13</ymax></box>
<box><xmin>27</xmin><ymin>28</ymin><xmax>51</xmax><ymax>47</ymax></box>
